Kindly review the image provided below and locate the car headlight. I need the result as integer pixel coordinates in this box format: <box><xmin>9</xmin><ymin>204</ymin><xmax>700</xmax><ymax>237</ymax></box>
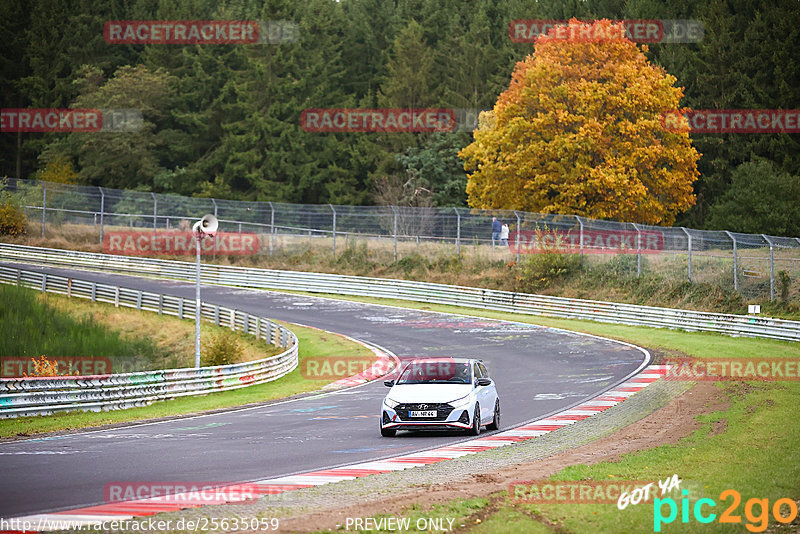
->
<box><xmin>448</xmin><ymin>395</ymin><xmax>471</xmax><ymax>409</ymax></box>
<box><xmin>384</xmin><ymin>397</ymin><xmax>400</xmax><ymax>409</ymax></box>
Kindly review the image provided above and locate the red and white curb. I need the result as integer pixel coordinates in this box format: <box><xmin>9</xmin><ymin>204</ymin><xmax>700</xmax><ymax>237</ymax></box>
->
<box><xmin>5</xmin><ymin>364</ymin><xmax>669</xmax><ymax>531</ymax></box>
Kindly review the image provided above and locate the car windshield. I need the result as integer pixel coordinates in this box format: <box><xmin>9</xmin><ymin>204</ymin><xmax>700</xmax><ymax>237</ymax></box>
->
<box><xmin>396</xmin><ymin>361</ymin><xmax>471</xmax><ymax>385</ymax></box>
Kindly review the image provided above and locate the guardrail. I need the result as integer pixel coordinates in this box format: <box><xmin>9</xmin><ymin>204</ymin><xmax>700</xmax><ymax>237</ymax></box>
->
<box><xmin>1</xmin><ymin>243</ymin><xmax>799</xmax><ymax>342</ymax></box>
<box><xmin>0</xmin><ymin>264</ymin><xmax>298</xmax><ymax>418</ymax></box>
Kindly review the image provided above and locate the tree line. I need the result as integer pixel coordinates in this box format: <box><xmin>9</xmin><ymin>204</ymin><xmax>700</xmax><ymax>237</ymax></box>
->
<box><xmin>1</xmin><ymin>0</ymin><xmax>798</xmax><ymax>234</ymax></box>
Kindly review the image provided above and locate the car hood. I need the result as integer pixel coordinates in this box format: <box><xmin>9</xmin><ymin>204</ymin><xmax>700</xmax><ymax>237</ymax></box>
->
<box><xmin>386</xmin><ymin>384</ymin><xmax>473</xmax><ymax>404</ymax></box>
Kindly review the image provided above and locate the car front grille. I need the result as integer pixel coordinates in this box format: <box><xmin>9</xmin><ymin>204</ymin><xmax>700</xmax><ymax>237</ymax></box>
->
<box><xmin>395</xmin><ymin>402</ymin><xmax>454</xmax><ymax>421</ymax></box>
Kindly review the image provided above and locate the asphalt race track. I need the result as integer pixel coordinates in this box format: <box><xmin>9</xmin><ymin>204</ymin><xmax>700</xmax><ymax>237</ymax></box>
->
<box><xmin>0</xmin><ymin>263</ymin><xmax>649</xmax><ymax>518</ymax></box>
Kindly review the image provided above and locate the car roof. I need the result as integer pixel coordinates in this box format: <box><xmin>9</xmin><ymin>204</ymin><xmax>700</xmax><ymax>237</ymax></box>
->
<box><xmin>403</xmin><ymin>357</ymin><xmax>479</xmax><ymax>365</ymax></box>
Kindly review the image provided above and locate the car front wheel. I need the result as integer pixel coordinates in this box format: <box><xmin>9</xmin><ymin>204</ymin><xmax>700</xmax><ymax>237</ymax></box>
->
<box><xmin>381</xmin><ymin>426</ymin><xmax>396</xmax><ymax>437</ymax></box>
<box><xmin>487</xmin><ymin>399</ymin><xmax>500</xmax><ymax>431</ymax></box>
<box><xmin>468</xmin><ymin>404</ymin><xmax>481</xmax><ymax>435</ymax></box>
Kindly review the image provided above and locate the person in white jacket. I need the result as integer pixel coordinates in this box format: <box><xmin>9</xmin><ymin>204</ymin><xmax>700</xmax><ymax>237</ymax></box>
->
<box><xmin>499</xmin><ymin>221</ymin><xmax>509</xmax><ymax>247</ymax></box>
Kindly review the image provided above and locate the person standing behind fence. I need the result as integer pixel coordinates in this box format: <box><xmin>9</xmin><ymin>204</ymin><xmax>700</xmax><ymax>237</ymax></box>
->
<box><xmin>491</xmin><ymin>216</ymin><xmax>502</xmax><ymax>248</ymax></box>
<box><xmin>500</xmin><ymin>221</ymin><xmax>509</xmax><ymax>247</ymax></box>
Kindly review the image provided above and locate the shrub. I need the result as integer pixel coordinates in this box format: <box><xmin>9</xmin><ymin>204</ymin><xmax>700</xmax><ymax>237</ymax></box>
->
<box><xmin>24</xmin><ymin>355</ymin><xmax>60</xmax><ymax>377</ymax></box>
<box><xmin>778</xmin><ymin>270</ymin><xmax>791</xmax><ymax>302</ymax></box>
<box><xmin>202</xmin><ymin>330</ymin><xmax>243</xmax><ymax>367</ymax></box>
<box><xmin>597</xmin><ymin>253</ymin><xmax>644</xmax><ymax>278</ymax></box>
<box><xmin>335</xmin><ymin>241</ymin><xmax>373</xmax><ymax>272</ymax></box>
<box><xmin>0</xmin><ymin>193</ymin><xmax>27</xmax><ymax>237</ymax></box>
<box><xmin>394</xmin><ymin>253</ymin><xmax>429</xmax><ymax>276</ymax></box>
<box><xmin>515</xmin><ymin>251</ymin><xmax>583</xmax><ymax>291</ymax></box>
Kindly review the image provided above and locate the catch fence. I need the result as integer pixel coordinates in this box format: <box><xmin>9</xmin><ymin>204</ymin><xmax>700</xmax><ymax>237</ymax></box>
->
<box><xmin>3</xmin><ymin>178</ymin><xmax>799</xmax><ymax>300</ymax></box>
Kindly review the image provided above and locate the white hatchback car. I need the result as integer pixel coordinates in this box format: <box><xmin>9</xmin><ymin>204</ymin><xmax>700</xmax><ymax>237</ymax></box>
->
<box><xmin>380</xmin><ymin>358</ymin><xmax>500</xmax><ymax>437</ymax></box>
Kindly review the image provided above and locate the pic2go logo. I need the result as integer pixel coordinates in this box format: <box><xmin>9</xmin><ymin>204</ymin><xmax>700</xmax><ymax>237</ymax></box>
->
<box><xmin>654</xmin><ymin>489</ymin><xmax>798</xmax><ymax>532</ymax></box>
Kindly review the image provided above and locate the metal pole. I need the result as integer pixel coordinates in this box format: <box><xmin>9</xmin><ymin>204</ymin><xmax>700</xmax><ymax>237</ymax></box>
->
<box><xmin>41</xmin><ymin>183</ymin><xmax>46</xmax><ymax>237</ymax></box>
<box><xmin>211</xmin><ymin>199</ymin><xmax>218</xmax><ymax>255</ymax></box>
<box><xmin>99</xmin><ymin>187</ymin><xmax>105</xmax><ymax>244</ymax></box>
<box><xmin>725</xmin><ymin>231</ymin><xmax>738</xmax><ymax>291</ymax></box>
<box><xmin>330</xmin><ymin>204</ymin><xmax>337</xmax><ymax>256</ymax></box>
<box><xmin>636</xmin><ymin>227</ymin><xmax>642</xmax><ymax>275</ymax></box>
<box><xmin>681</xmin><ymin>227</ymin><xmax>692</xmax><ymax>282</ymax></box>
<box><xmin>151</xmin><ymin>192</ymin><xmax>157</xmax><ymax>237</ymax></box>
<box><xmin>195</xmin><ymin>231</ymin><xmax>201</xmax><ymax>368</ymax></box>
<box><xmin>392</xmin><ymin>206</ymin><xmax>398</xmax><ymax>261</ymax></box>
<box><xmin>762</xmin><ymin>234</ymin><xmax>774</xmax><ymax>301</ymax></box>
<box><xmin>577</xmin><ymin>216</ymin><xmax>584</xmax><ymax>255</ymax></box>
<box><xmin>454</xmin><ymin>207</ymin><xmax>461</xmax><ymax>257</ymax></box>
<box><xmin>269</xmin><ymin>201</ymin><xmax>274</xmax><ymax>256</ymax></box>
<box><xmin>514</xmin><ymin>211</ymin><xmax>521</xmax><ymax>263</ymax></box>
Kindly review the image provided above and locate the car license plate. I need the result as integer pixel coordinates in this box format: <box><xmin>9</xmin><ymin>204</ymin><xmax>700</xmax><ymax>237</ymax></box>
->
<box><xmin>409</xmin><ymin>410</ymin><xmax>437</xmax><ymax>418</ymax></box>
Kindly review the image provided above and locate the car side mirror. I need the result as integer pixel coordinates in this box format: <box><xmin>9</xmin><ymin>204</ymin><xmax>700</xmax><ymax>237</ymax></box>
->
<box><xmin>477</xmin><ymin>378</ymin><xmax>491</xmax><ymax>387</ymax></box>
<box><xmin>384</xmin><ymin>380</ymin><xmax>394</xmax><ymax>387</ymax></box>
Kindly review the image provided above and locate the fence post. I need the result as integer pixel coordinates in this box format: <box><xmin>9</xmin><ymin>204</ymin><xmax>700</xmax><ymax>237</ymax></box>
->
<box><xmin>151</xmin><ymin>192</ymin><xmax>157</xmax><ymax>237</ymax></box>
<box><xmin>514</xmin><ymin>211</ymin><xmax>521</xmax><ymax>263</ymax></box>
<box><xmin>391</xmin><ymin>206</ymin><xmax>398</xmax><ymax>261</ymax></box>
<box><xmin>330</xmin><ymin>204</ymin><xmax>337</xmax><ymax>256</ymax></box>
<box><xmin>632</xmin><ymin>223</ymin><xmax>642</xmax><ymax>277</ymax></box>
<box><xmin>681</xmin><ymin>227</ymin><xmax>692</xmax><ymax>282</ymax></box>
<box><xmin>211</xmin><ymin>198</ymin><xmax>218</xmax><ymax>254</ymax></box>
<box><xmin>41</xmin><ymin>182</ymin><xmax>46</xmax><ymax>237</ymax></box>
<box><xmin>577</xmin><ymin>216</ymin><xmax>584</xmax><ymax>255</ymax></box>
<box><xmin>454</xmin><ymin>207</ymin><xmax>461</xmax><ymax>257</ymax></box>
<box><xmin>99</xmin><ymin>187</ymin><xmax>105</xmax><ymax>244</ymax></box>
<box><xmin>725</xmin><ymin>230</ymin><xmax>738</xmax><ymax>292</ymax></box>
<box><xmin>269</xmin><ymin>201</ymin><xmax>275</xmax><ymax>256</ymax></box>
<box><xmin>762</xmin><ymin>234</ymin><xmax>775</xmax><ymax>301</ymax></box>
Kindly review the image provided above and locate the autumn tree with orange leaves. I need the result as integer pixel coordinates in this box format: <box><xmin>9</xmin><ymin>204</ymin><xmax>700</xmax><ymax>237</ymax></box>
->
<box><xmin>460</xmin><ymin>19</ymin><xmax>700</xmax><ymax>225</ymax></box>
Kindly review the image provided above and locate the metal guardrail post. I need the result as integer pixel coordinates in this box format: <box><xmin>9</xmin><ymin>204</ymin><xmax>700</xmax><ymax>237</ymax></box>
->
<box><xmin>454</xmin><ymin>207</ymin><xmax>461</xmax><ymax>257</ymax></box>
<box><xmin>632</xmin><ymin>223</ymin><xmax>642</xmax><ymax>277</ymax></box>
<box><xmin>41</xmin><ymin>183</ymin><xmax>46</xmax><ymax>237</ymax></box>
<box><xmin>330</xmin><ymin>204</ymin><xmax>337</xmax><ymax>256</ymax></box>
<box><xmin>762</xmin><ymin>234</ymin><xmax>775</xmax><ymax>301</ymax></box>
<box><xmin>681</xmin><ymin>227</ymin><xmax>692</xmax><ymax>282</ymax></box>
<box><xmin>514</xmin><ymin>211</ymin><xmax>521</xmax><ymax>263</ymax></box>
<box><xmin>211</xmin><ymin>199</ymin><xmax>218</xmax><ymax>254</ymax></box>
<box><xmin>99</xmin><ymin>187</ymin><xmax>105</xmax><ymax>244</ymax></box>
<box><xmin>391</xmin><ymin>206</ymin><xmax>398</xmax><ymax>261</ymax></box>
<box><xmin>725</xmin><ymin>231</ymin><xmax>738</xmax><ymax>291</ymax></box>
<box><xmin>269</xmin><ymin>201</ymin><xmax>275</xmax><ymax>256</ymax></box>
<box><xmin>151</xmin><ymin>192</ymin><xmax>157</xmax><ymax>237</ymax></box>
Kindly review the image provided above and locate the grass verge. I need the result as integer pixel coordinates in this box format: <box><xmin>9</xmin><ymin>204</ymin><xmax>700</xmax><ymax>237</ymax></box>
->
<box><xmin>0</xmin><ymin>294</ymin><xmax>375</xmax><ymax>440</ymax></box>
<box><xmin>1</xmin><ymin>284</ymin><xmax>285</xmax><ymax>373</ymax></box>
<box><xmin>296</xmin><ymin>291</ymin><xmax>800</xmax><ymax>533</ymax></box>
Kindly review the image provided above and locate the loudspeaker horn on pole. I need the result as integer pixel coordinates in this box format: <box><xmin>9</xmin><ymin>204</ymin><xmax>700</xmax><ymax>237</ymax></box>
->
<box><xmin>192</xmin><ymin>214</ymin><xmax>218</xmax><ymax>237</ymax></box>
